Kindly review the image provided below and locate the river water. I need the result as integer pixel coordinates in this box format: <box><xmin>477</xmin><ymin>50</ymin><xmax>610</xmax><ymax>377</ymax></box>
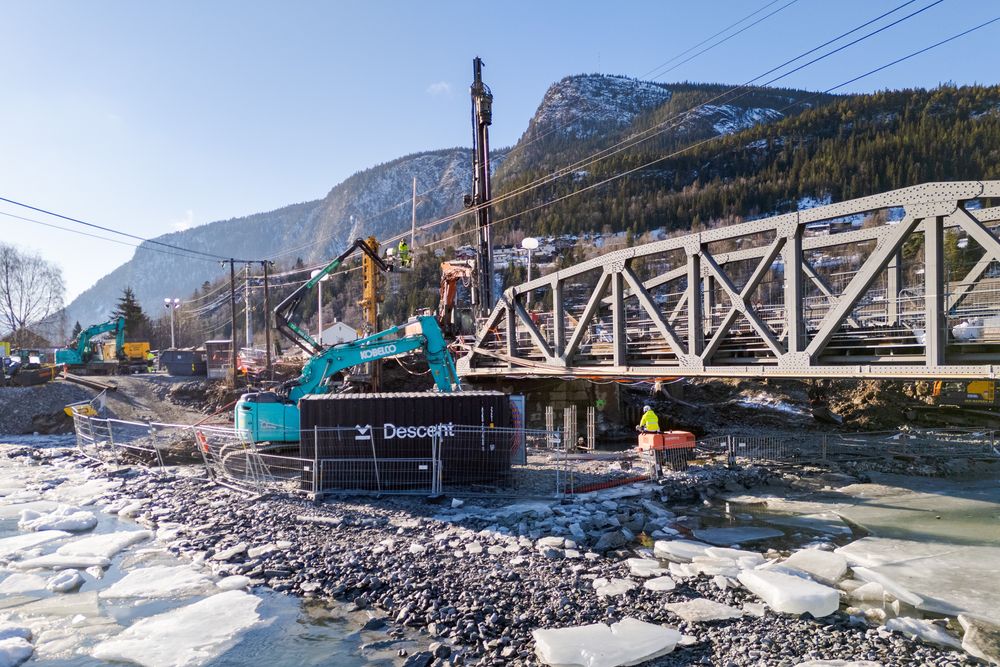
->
<box><xmin>0</xmin><ymin>436</ymin><xmax>417</xmax><ymax>666</ymax></box>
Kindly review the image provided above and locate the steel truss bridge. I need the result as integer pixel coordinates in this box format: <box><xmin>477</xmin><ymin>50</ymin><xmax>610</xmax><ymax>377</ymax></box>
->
<box><xmin>458</xmin><ymin>181</ymin><xmax>1000</xmax><ymax>380</ymax></box>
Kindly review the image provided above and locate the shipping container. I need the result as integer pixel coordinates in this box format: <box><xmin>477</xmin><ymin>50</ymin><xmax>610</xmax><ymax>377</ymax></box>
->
<box><xmin>161</xmin><ymin>349</ymin><xmax>207</xmax><ymax>376</ymax></box>
<box><xmin>299</xmin><ymin>391</ymin><xmax>512</xmax><ymax>491</ymax></box>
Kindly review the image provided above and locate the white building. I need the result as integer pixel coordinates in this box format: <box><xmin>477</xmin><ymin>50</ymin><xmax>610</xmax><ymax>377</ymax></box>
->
<box><xmin>320</xmin><ymin>321</ymin><xmax>358</xmax><ymax>346</ymax></box>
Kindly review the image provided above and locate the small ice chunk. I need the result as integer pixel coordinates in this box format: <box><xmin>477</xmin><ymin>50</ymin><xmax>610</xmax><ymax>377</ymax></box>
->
<box><xmin>532</xmin><ymin>617</ymin><xmax>680</xmax><ymax>667</ymax></box>
<box><xmin>409</xmin><ymin>543</ymin><xmax>426</xmax><ymax>555</ymax></box>
<box><xmin>246</xmin><ymin>543</ymin><xmax>277</xmax><ymax>559</ymax></box>
<box><xmin>627</xmin><ymin>558</ymin><xmax>669</xmax><ymax>578</ymax></box>
<box><xmin>884</xmin><ymin>617</ymin><xmax>962</xmax><ymax>650</ymax></box>
<box><xmin>211</xmin><ymin>542</ymin><xmax>247</xmax><ymax>562</ymax></box>
<box><xmin>783</xmin><ymin>549</ymin><xmax>848</xmax><ymax>585</ymax></box>
<box><xmin>592</xmin><ymin>578</ymin><xmax>637</xmax><ymax>597</ymax></box>
<box><xmin>57</xmin><ymin>530</ymin><xmax>152</xmax><ymax>559</ymax></box>
<box><xmin>849</xmin><ymin>581</ymin><xmax>884</xmax><ymax>602</ymax></box>
<box><xmin>959</xmin><ymin>614</ymin><xmax>1000</xmax><ymax>665</ymax></box>
<box><xmin>743</xmin><ymin>602</ymin><xmax>767</xmax><ymax>617</ymax></box>
<box><xmin>0</xmin><ymin>531</ymin><xmax>70</xmax><ymax>557</ymax></box>
<box><xmin>100</xmin><ymin>565</ymin><xmax>214</xmax><ymax>599</ymax></box>
<box><xmin>466</xmin><ymin>542</ymin><xmax>483</xmax><ymax>555</ymax></box>
<box><xmin>537</xmin><ymin>536</ymin><xmax>565</xmax><ymax>549</ymax></box>
<box><xmin>0</xmin><ymin>637</ymin><xmax>32</xmax><ymax>667</ymax></box>
<box><xmin>216</xmin><ymin>576</ymin><xmax>251</xmax><ymax>591</ymax></box>
<box><xmin>643</xmin><ymin>576</ymin><xmax>676</xmax><ymax>592</ymax></box>
<box><xmin>850</xmin><ymin>567</ymin><xmax>922</xmax><ymax>607</ymax></box>
<box><xmin>12</xmin><ymin>554</ymin><xmax>109</xmax><ymax>571</ymax></box>
<box><xmin>46</xmin><ymin>569</ymin><xmax>84</xmax><ymax>593</ymax></box>
<box><xmin>691</xmin><ymin>556</ymin><xmax>740</xmax><ymax>577</ymax></box>
<box><xmin>91</xmin><ymin>590</ymin><xmax>262</xmax><ymax>667</ymax></box>
<box><xmin>693</xmin><ymin>526</ymin><xmax>784</xmax><ymax>545</ymax></box>
<box><xmin>665</xmin><ymin>598</ymin><xmax>743</xmax><ymax>623</ymax></box>
<box><xmin>704</xmin><ymin>546</ymin><xmax>764</xmax><ymax>566</ymax></box>
<box><xmin>668</xmin><ymin>562</ymin><xmax>698</xmax><ymax>579</ymax></box>
<box><xmin>84</xmin><ymin>567</ymin><xmax>104</xmax><ymax>581</ymax></box>
<box><xmin>737</xmin><ymin>570</ymin><xmax>840</xmax><ymax>617</ymax></box>
<box><xmin>0</xmin><ymin>574</ymin><xmax>48</xmax><ymax>595</ymax></box>
<box><xmin>653</xmin><ymin>540</ymin><xmax>711</xmax><ymax>562</ymax></box>
<box><xmin>18</xmin><ymin>506</ymin><xmax>97</xmax><ymax>532</ymax></box>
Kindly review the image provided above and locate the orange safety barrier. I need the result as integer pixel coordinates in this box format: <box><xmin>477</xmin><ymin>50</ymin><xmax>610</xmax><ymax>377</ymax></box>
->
<box><xmin>637</xmin><ymin>430</ymin><xmax>695</xmax><ymax>451</ymax></box>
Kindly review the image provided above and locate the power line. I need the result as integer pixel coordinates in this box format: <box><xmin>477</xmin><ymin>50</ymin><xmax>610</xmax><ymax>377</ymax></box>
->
<box><xmin>379</xmin><ymin>0</ymin><xmax>944</xmax><ymax>246</ymax></box>
<box><xmin>640</xmin><ymin>0</ymin><xmax>789</xmax><ymax>79</ymax></box>
<box><xmin>0</xmin><ymin>196</ymin><xmax>240</xmax><ymax>262</ymax></box>
<box><xmin>419</xmin><ymin>11</ymin><xmax>997</xmax><ymax>253</ymax></box>
<box><xmin>0</xmin><ymin>210</ymin><xmax>223</xmax><ymax>264</ymax></box>
<box><xmin>647</xmin><ymin>0</ymin><xmax>802</xmax><ymax>80</ymax></box>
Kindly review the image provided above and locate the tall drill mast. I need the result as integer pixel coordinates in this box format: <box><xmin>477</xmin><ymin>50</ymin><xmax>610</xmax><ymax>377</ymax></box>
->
<box><xmin>469</xmin><ymin>56</ymin><xmax>494</xmax><ymax>316</ymax></box>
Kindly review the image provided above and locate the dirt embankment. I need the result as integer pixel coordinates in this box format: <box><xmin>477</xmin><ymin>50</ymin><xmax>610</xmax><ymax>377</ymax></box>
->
<box><xmin>627</xmin><ymin>378</ymin><xmax>924</xmax><ymax>437</ymax></box>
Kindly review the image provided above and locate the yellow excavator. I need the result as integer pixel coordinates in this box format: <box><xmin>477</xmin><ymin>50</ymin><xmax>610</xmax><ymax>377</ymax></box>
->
<box><xmin>909</xmin><ymin>380</ymin><xmax>1000</xmax><ymax>427</ymax></box>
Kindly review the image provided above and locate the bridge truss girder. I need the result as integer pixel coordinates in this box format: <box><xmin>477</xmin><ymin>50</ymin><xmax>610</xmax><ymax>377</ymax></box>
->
<box><xmin>459</xmin><ymin>181</ymin><xmax>1000</xmax><ymax>380</ymax></box>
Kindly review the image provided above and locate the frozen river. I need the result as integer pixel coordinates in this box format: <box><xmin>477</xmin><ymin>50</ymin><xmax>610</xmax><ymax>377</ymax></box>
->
<box><xmin>0</xmin><ymin>437</ymin><xmax>416</xmax><ymax>666</ymax></box>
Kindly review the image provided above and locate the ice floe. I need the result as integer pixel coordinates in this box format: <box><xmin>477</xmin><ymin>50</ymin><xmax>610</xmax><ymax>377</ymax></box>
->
<box><xmin>0</xmin><ymin>637</ymin><xmax>33</xmax><ymax>667</ymax></box>
<box><xmin>45</xmin><ymin>570</ymin><xmax>84</xmax><ymax>593</ymax></box>
<box><xmin>643</xmin><ymin>576</ymin><xmax>676</xmax><ymax>592</ymax></box>
<box><xmin>12</xmin><ymin>554</ymin><xmax>109</xmax><ymax>571</ymax></box>
<box><xmin>884</xmin><ymin>617</ymin><xmax>962</xmax><ymax>650</ymax></box>
<box><xmin>652</xmin><ymin>540</ymin><xmax>711</xmax><ymax>562</ymax></box>
<box><xmin>592</xmin><ymin>578</ymin><xmax>636</xmax><ymax>597</ymax></box>
<box><xmin>18</xmin><ymin>506</ymin><xmax>97</xmax><ymax>533</ymax></box>
<box><xmin>91</xmin><ymin>590</ymin><xmax>262</xmax><ymax>667</ymax></box>
<box><xmin>0</xmin><ymin>531</ymin><xmax>70</xmax><ymax>558</ymax></box>
<box><xmin>532</xmin><ymin>617</ymin><xmax>680</xmax><ymax>667</ymax></box>
<box><xmin>56</xmin><ymin>530</ymin><xmax>152</xmax><ymax>559</ymax></box>
<box><xmin>99</xmin><ymin>565</ymin><xmax>215</xmax><ymax>599</ymax></box>
<box><xmin>737</xmin><ymin>570</ymin><xmax>840</xmax><ymax>617</ymax></box>
<box><xmin>0</xmin><ymin>574</ymin><xmax>47</xmax><ymax>595</ymax></box>
<box><xmin>782</xmin><ymin>549</ymin><xmax>847</xmax><ymax>585</ymax></box>
<box><xmin>693</xmin><ymin>526</ymin><xmax>784</xmax><ymax>545</ymax></box>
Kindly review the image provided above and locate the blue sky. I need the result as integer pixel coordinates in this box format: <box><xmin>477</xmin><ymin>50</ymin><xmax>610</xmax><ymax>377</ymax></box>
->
<box><xmin>1</xmin><ymin>0</ymin><xmax>997</xmax><ymax>300</ymax></box>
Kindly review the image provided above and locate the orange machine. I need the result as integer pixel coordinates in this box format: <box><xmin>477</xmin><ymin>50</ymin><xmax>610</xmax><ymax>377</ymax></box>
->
<box><xmin>638</xmin><ymin>430</ymin><xmax>695</xmax><ymax>475</ymax></box>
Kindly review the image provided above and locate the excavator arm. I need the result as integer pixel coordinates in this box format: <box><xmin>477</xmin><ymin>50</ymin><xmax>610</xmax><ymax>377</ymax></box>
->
<box><xmin>285</xmin><ymin>315</ymin><xmax>459</xmax><ymax>402</ymax></box>
<box><xmin>274</xmin><ymin>239</ymin><xmax>389</xmax><ymax>356</ymax></box>
<box><xmin>67</xmin><ymin>317</ymin><xmax>125</xmax><ymax>363</ymax></box>
<box><xmin>236</xmin><ymin>315</ymin><xmax>460</xmax><ymax>443</ymax></box>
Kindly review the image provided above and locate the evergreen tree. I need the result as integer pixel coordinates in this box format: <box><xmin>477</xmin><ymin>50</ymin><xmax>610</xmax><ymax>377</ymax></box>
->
<box><xmin>111</xmin><ymin>287</ymin><xmax>150</xmax><ymax>341</ymax></box>
<box><xmin>71</xmin><ymin>321</ymin><xmax>82</xmax><ymax>341</ymax></box>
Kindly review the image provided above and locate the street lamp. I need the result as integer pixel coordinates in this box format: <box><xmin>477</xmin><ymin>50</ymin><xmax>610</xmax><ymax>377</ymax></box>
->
<box><xmin>521</xmin><ymin>237</ymin><xmax>539</xmax><ymax>307</ymax></box>
<box><xmin>163</xmin><ymin>298</ymin><xmax>180</xmax><ymax>348</ymax></box>
<box><xmin>310</xmin><ymin>270</ymin><xmax>332</xmax><ymax>344</ymax></box>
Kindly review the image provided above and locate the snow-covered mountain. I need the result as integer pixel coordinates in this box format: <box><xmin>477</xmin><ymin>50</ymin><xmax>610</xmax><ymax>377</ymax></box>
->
<box><xmin>63</xmin><ymin>74</ymin><xmax>805</xmax><ymax>328</ymax></box>
<box><xmin>64</xmin><ymin>149</ymin><xmax>482</xmax><ymax>327</ymax></box>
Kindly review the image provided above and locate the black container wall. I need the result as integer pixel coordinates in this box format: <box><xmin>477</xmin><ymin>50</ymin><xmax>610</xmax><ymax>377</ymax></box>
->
<box><xmin>299</xmin><ymin>391</ymin><xmax>512</xmax><ymax>491</ymax></box>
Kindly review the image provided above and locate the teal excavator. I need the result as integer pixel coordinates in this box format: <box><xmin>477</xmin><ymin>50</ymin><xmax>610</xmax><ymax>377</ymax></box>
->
<box><xmin>235</xmin><ymin>240</ymin><xmax>461</xmax><ymax>444</ymax></box>
<box><xmin>55</xmin><ymin>317</ymin><xmax>125</xmax><ymax>374</ymax></box>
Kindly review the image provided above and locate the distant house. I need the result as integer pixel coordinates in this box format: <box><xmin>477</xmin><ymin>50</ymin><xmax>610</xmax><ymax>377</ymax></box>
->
<box><xmin>321</xmin><ymin>322</ymin><xmax>358</xmax><ymax>346</ymax></box>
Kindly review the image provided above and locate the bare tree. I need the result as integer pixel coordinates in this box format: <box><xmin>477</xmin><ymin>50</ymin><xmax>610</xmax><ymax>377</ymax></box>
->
<box><xmin>0</xmin><ymin>243</ymin><xmax>66</xmax><ymax>347</ymax></box>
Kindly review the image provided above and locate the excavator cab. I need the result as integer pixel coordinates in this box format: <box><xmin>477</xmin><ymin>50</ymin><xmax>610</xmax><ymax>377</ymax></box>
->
<box><xmin>236</xmin><ymin>391</ymin><xmax>300</xmax><ymax>443</ymax></box>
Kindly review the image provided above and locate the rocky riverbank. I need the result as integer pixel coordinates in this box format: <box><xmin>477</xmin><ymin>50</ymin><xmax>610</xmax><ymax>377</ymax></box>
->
<box><xmin>6</xmin><ymin>446</ymin><xmax>986</xmax><ymax>667</ymax></box>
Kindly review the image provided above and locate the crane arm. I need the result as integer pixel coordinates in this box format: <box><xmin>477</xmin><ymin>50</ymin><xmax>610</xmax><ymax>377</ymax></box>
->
<box><xmin>274</xmin><ymin>239</ymin><xmax>388</xmax><ymax>356</ymax></box>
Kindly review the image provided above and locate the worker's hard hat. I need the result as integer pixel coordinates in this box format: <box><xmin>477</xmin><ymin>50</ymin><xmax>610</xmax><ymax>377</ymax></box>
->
<box><xmin>642</xmin><ymin>405</ymin><xmax>651</xmax><ymax>412</ymax></box>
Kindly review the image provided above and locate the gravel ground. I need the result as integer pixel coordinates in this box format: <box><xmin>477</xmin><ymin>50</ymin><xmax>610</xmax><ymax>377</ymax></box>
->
<box><xmin>0</xmin><ymin>381</ymin><xmax>96</xmax><ymax>435</ymax></box>
<box><xmin>6</xmin><ymin>448</ymin><xmax>979</xmax><ymax>667</ymax></box>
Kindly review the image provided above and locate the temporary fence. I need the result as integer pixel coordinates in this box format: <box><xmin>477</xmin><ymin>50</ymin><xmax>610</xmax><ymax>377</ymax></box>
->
<box><xmin>71</xmin><ymin>407</ymin><xmax>1000</xmax><ymax>499</ymax></box>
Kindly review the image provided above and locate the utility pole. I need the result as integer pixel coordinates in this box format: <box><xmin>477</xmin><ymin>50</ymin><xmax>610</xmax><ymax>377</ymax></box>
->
<box><xmin>262</xmin><ymin>260</ymin><xmax>273</xmax><ymax>380</ymax></box>
<box><xmin>411</xmin><ymin>176</ymin><xmax>417</xmax><ymax>252</ymax></box>
<box><xmin>226</xmin><ymin>259</ymin><xmax>238</xmax><ymax>385</ymax></box>
<box><xmin>244</xmin><ymin>264</ymin><xmax>252</xmax><ymax>348</ymax></box>
<box><xmin>469</xmin><ymin>56</ymin><xmax>495</xmax><ymax>317</ymax></box>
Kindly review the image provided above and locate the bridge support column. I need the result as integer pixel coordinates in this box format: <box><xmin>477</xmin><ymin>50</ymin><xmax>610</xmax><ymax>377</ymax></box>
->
<box><xmin>611</xmin><ymin>271</ymin><xmax>626</xmax><ymax>366</ymax></box>
<box><xmin>505</xmin><ymin>300</ymin><xmax>518</xmax><ymax>360</ymax></box>
<box><xmin>924</xmin><ymin>216</ymin><xmax>946</xmax><ymax>367</ymax></box>
<box><xmin>686</xmin><ymin>252</ymin><xmax>703</xmax><ymax>356</ymax></box>
<box><xmin>702</xmin><ymin>276</ymin><xmax>715</xmax><ymax>341</ymax></box>
<box><xmin>887</xmin><ymin>251</ymin><xmax>902</xmax><ymax>325</ymax></box>
<box><xmin>552</xmin><ymin>279</ymin><xmax>565</xmax><ymax>358</ymax></box>
<box><xmin>783</xmin><ymin>225</ymin><xmax>803</xmax><ymax>353</ymax></box>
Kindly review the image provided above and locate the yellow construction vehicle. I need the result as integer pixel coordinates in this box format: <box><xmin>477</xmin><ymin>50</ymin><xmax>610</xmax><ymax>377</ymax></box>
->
<box><xmin>909</xmin><ymin>380</ymin><xmax>1000</xmax><ymax>427</ymax></box>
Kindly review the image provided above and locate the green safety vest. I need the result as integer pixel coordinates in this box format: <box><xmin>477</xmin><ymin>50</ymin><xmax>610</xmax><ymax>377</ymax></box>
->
<box><xmin>639</xmin><ymin>410</ymin><xmax>660</xmax><ymax>431</ymax></box>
